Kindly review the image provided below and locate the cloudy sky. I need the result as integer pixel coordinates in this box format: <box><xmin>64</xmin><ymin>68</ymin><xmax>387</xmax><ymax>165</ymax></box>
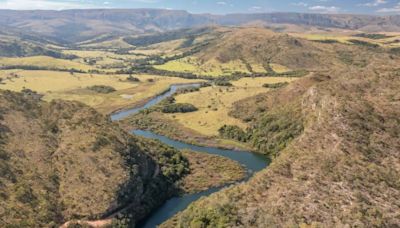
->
<box><xmin>0</xmin><ymin>0</ymin><xmax>399</xmax><ymax>14</ymax></box>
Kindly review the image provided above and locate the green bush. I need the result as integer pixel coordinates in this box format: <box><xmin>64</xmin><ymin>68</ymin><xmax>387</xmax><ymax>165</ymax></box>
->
<box><xmin>218</xmin><ymin>125</ymin><xmax>248</xmax><ymax>142</ymax></box>
<box><xmin>348</xmin><ymin>39</ymin><xmax>379</xmax><ymax>48</ymax></box>
<box><xmin>214</xmin><ymin>80</ymin><xmax>233</xmax><ymax>87</ymax></box>
<box><xmin>87</xmin><ymin>85</ymin><xmax>116</xmax><ymax>94</ymax></box>
<box><xmin>313</xmin><ymin>39</ymin><xmax>340</xmax><ymax>44</ymax></box>
<box><xmin>248</xmin><ymin>107</ymin><xmax>304</xmax><ymax>157</ymax></box>
<box><xmin>263</xmin><ymin>82</ymin><xmax>289</xmax><ymax>89</ymax></box>
<box><xmin>127</xmin><ymin>75</ymin><xmax>140</xmax><ymax>82</ymax></box>
<box><xmin>162</xmin><ymin>103</ymin><xmax>198</xmax><ymax>113</ymax></box>
<box><xmin>353</xmin><ymin>33</ymin><xmax>392</xmax><ymax>40</ymax></box>
<box><xmin>176</xmin><ymin>86</ymin><xmax>200</xmax><ymax>94</ymax></box>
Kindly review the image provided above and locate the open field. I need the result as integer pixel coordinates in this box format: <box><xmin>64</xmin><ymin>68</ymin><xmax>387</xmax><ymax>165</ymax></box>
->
<box><xmin>0</xmin><ymin>56</ymin><xmax>96</xmax><ymax>71</ymax></box>
<box><xmin>0</xmin><ymin>70</ymin><xmax>203</xmax><ymax>114</ymax></box>
<box><xmin>62</xmin><ymin>49</ymin><xmax>147</xmax><ymax>70</ymax></box>
<box><xmin>166</xmin><ymin>77</ymin><xmax>297</xmax><ymax>136</ymax></box>
<box><xmin>154</xmin><ymin>56</ymin><xmax>253</xmax><ymax>77</ymax></box>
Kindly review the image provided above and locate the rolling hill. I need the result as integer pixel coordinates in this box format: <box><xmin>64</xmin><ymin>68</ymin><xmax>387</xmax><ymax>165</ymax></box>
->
<box><xmin>150</xmin><ymin>27</ymin><xmax>387</xmax><ymax>77</ymax></box>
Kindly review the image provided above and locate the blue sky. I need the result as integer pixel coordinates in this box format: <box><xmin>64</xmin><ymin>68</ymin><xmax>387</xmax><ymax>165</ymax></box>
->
<box><xmin>0</xmin><ymin>0</ymin><xmax>399</xmax><ymax>14</ymax></box>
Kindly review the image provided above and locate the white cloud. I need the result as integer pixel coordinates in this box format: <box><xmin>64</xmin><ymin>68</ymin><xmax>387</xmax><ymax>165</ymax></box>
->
<box><xmin>0</xmin><ymin>0</ymin><xmax>94</xmax><ymax>10</ymax></box>
<box><xmin>361</xmin><ymin>0</ymin><xmax>387</xmax><ymax>7</ymax></box>
<box><xmin>217</xmin><ymin>1</ymin><xmax>226</xmax><ymax>5</ymax></box>
<box><xmin>377</xmin><ymin>2</ymin><xmax>400</xmax><ymax>12</ymax></box>
<box><xmin>248</xmin><ymin>6</ymin><xmax>262</xmax><ymax>11</ymax></box>
<box><xmin>292</xmin><ymin>2</ymin><xmax>308</xmax><ymax>7</ymax></box>
<box><xmin>309</xmin><ymin>5</ymin><xmax>340</xmax><ymax>13</ymax></box>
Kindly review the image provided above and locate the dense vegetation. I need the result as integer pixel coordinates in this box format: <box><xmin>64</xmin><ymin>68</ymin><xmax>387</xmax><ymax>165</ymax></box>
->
<box><xmin>123</xmin><ymin>27</ymin><xmax>213</xmax><ymax>47</ymax></box>
<box><xmin>353</xmin><ymin>33</ymin><xmax>392</xmax><ymax>39</ymax></box>
<box><xmin>218</xmin><ymin>125</ymin><xmax>248</xmax><ymax>142</ymax></box>
<box><xmin>0</xmin><ymin>65</ymin><xmax>86</xmax><ymax>73</ymax></box>
<box><xmin>162</xmin><ymin>103</ymin><xmax>198</xmax><ymax>113</ymax></box>
<box><xmin>176</xmin><ymin>86</ymin><xmax>200</xmax><ymax>94</ymax></box>
<box><xmin>348</xmin><ymin>39</ymin><xmax>380</xmax><ymax>48</ymax></box>
<box><xmin>214</xmin><ymin>80</ymin><xmax>233</xmax><ymax>87</ymax></box>
<box><xmin>0</xmin><ymin>41</ymin><xmax>77</xmax><ymax>59</ymax></box>
<box><xmin>263</xmin><ymin>82</ymin><xmax>289</xmax><ymax>88</ymax></box>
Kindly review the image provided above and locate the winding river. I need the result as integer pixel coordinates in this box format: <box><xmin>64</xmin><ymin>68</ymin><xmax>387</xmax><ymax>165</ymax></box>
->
<box><xmin>110</xmin><ymin>83</ymin><xmax>269</xmax><ymax>228</ymax></box>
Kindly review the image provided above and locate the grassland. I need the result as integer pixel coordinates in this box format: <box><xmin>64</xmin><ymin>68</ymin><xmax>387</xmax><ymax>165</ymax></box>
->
<box><xmin>0</xmin><ymin>70</ymin><xmax>203</xmax><ymax>114</ymax></box>
<box><xmin>61</xmin><ymin>49</ymin><xmax>149</xmax><ymax>71</ymax></box>
<box><xmin>167</xmin><ymin>77</ymin><xmax>297</xmax><ymax>136</ymax></box>
<box><xmin>154</xmin><ymin>56</ymin><xmax>252</xmax><ymax>77</ymax></box>
<box><xmin>0</xmin><ymin>56</ymin><xmax>95</xmax><ymax>71</ymax></box>
<box><xmin>78</xmin><ymin>37</ymin><xmax>134</xmax><ymax>49</ymax></box>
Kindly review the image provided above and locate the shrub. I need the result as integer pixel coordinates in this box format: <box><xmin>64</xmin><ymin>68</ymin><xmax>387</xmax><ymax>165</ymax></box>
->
<box><xmin>127</xmin><ymin>75</ymin><xmax>140</xmax><ymax>82</ymax></box>
<box><xmin>353</xmin><ymin>33</ymin><xmax>392</xmax><ymax>40</ymax></box>
<box><xmin>162</xmin><ymin>103</ymin><xmax>198</xmax><ymax>113</ymax></box>
<box><xmin>248</xmin><ymin>107</ymin><xmax>304</xmax><ymax>157</ymax></box>
<box><xmin>176</xmin><ymin>86</ymin><xmax>200</xmax><ymax>94</ymax></box>
<box><xmin>348</xmin><ymin>39</ymin><xmax>379</xmax><ymax>48</ymax></box>
<box><xmin>214</xmin><ymin>80</ymin><xmax>233</xmax><ymax>87</ymax></box>
<box><xmin>313</xmin><ymin>39</ymin><xmax>340</xmax><ymax>44</ymax></box>
<box><xmin>263</xmin><ymin>82</ymin><xmax>289</xmax><ymax>89</ymax></box>
<box><xmin>87</xmin><ymin>85</ymin><xmax>116</xmax><ymax>94</ymax></box>
<box><xmin>218</xmin><ymin>125</ymin><xmax>248</xmax><ymax>142</ymax></box>
<box><xmin>200</xmin><ymin>82</ymin><xmax>212</xmax><ymax>87</ymax></box>
<box><xmin>389</xmin><ymin>47</ymin><xmax>400</xmax><ymax>55</ymax></box>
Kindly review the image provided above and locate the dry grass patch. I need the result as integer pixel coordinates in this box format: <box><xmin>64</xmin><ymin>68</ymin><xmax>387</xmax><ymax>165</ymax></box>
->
<box><xmin>0</xmin><ymin>70</ymin><xmax>203</xmax><ymax>114</ymax></box>
<box><xmin>0</xmin><ymin>56</ymin><xmax>94</xmax><ymax>71</ymax></box>
<box><xmin>168</xmin><ymin>77</ymin><xmax>297</xmax><ymax>136</ymax></box>
<box><xmin>154</xmin><ymin>57</ymin><xmax>250</xmax><ymax>77</ymax></box>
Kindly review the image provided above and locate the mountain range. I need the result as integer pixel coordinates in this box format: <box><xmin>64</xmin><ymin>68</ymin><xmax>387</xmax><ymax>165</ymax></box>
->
<box><xmin>1</xmin><ymin>9</ymin><xmax>400</xmax><ymax>43</ymax></box>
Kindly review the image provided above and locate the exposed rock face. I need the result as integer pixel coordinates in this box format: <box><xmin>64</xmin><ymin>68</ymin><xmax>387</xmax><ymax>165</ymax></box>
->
<box><xmin>0</xmin><ymin>90</ymin><xmax>188</xmax><ymax>227</ymax></box>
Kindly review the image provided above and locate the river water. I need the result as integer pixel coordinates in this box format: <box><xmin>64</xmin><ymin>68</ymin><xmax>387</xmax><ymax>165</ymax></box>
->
<box><xmin>110</xmin><ymin>83</ymin><xmax>269</xmax><ymax>228</ymax></box>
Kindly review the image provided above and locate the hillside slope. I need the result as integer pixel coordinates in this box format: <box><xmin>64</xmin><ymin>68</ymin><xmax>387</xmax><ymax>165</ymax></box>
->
<box><xmin>152</xmin><ymin>27</ymin><xmax>386</xmax><ymax>77</ymax></box>
<box><xmin>0</xmin><ymin>90</ymin><xmax>188</xmax><ymax>227</ymax></box>
<box><xmin>194</xmin><ymin>27</ymin><xmax>341</xmax><ymax>72</ymax></box>
<box><xmin>162</xmin><ymin>52</ymin><xmax>400</xmax><ymax>226</ymax></box>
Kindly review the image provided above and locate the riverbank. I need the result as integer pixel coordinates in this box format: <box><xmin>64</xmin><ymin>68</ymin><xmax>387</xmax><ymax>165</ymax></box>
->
<box><xmin>107</xmin><ymin>82</ymin><xmax>268</xmax><ymax>228</ymax></box>
<box><xmin>120</xmin><ymin>111</ymin><xmax>254</xmax><ymax>151</ymax></box>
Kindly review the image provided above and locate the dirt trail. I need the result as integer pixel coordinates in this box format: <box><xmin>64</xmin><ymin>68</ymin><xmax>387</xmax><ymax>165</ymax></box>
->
<box><xmin>60</xmin><ymin>218</ymin><xmax>112</xmax><ymax>228</ymax></box>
